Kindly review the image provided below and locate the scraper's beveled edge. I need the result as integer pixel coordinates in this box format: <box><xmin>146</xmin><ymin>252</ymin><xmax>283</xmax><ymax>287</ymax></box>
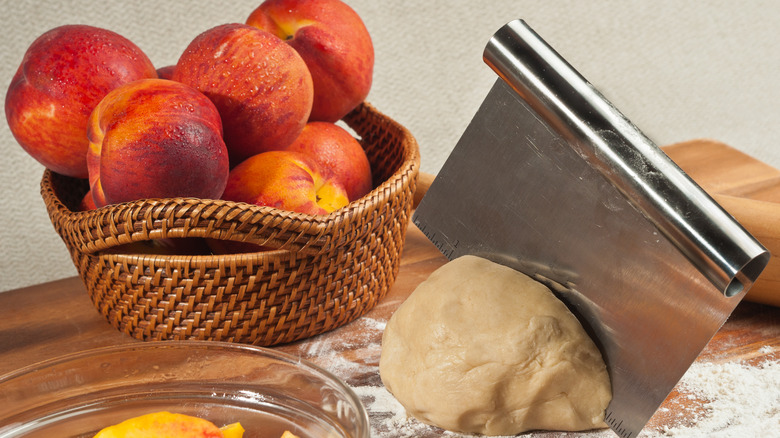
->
<box><xmin>602</xmin><ymin>303</ymin><xmax>742</xmax><ymax>438</ymax></box>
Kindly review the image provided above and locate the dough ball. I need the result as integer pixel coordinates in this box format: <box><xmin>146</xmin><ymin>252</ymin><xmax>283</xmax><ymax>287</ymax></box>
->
<box><xmin>379</xmin><ymin>255</ymin><xmax>611</xmax><ymax>435</ymax></box>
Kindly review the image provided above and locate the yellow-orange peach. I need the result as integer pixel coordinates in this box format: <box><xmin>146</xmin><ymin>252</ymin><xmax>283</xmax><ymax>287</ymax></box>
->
<box><xmin>5</xmin><ymin>25</ymin><xmax>157</xmax><ymax>177</ymax></box>
<box><xmin>284</xmin><ymin>121</ymin><xmax>372</xmax><ymax>201</ymax></box>
<box><xmin>247</xmin><ymin>0</ymin><xmax>374</xmax><ymax>123</ymax></box>
<box><xmin>93</xmin><ymin>411</ymin><xmax>225</xmax><ymax>438</ymax></box>
<box><xmin>222</xmin><ymin>150</ymin><xmax>348</xmax><ymax>215</ymax></box>
<box><xmin>87</xmin><ymin>78</ymin><xmax>228</xmax><ymax>207</ymax></box>
<box><xmin>173</xmin><ymin>23</ymin><xmax>313</xmax><ymax>165</ymax></box>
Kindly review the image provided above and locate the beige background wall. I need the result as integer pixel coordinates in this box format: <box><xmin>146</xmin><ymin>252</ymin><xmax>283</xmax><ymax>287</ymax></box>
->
<box><xmin>2</xmin><ymin>1</ymin><xmax>779</xmax><ymax>292</ymax></box>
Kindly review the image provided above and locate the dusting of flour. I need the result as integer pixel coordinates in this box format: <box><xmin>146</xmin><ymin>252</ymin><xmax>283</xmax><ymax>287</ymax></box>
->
<box><xmin>304</xmin><ymin>317</ymin><xmax>779</xmax><ymax>438</ymax></box>
<box><xmin>651</xmin><ymin>357</ymin><xmax>780</xmax><ymax>438</ymax></box>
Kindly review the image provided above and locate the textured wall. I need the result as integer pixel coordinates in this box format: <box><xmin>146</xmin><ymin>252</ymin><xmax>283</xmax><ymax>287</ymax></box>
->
<box><xmin>2</xmin><ymin>0</ymin><xmax>780</xmax><ymax>292</ymax></box>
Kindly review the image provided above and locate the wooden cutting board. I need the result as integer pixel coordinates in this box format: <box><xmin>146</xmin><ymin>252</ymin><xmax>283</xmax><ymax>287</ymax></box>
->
<box><xmin>415</xmin><ymin>139</ymin><xmax>780</xmax><ymax>307</ymax></box>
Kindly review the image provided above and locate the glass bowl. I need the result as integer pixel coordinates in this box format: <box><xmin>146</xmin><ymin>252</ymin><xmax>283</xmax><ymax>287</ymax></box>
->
<box><xmin>0</xmin><ymin>341</ymin><xmax>369</xmax><ymax>438</ymax></box>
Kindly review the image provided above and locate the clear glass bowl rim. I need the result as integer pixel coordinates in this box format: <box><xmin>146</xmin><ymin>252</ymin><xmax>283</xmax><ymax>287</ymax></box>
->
<box><xmin>0</xmin><ymin>340</ymin><xmax>370</xmax><ymax>438</ymax></box>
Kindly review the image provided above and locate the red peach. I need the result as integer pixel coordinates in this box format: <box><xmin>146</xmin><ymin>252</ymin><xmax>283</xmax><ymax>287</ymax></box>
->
<box><xmin>284</xmin><ymin>121</ymin><xmax>372</xmax><ymax>200</ymax></box>
<box><xmin>247</xmin><ymin>0</ymin><xmax>374</xmax><ymax>122</ymax></box>
<box><xmin>173</xmin><ymin>23</ymin><xmax>313</xmax><ymax>165</ymax></box>
<box><xmin>5</xmin><ymin>25</ymin><xmax>157</xmax><ymax>178</ymax></box>
<box><xmin>87</xmin><ymin>78</ymin><xmax>229</xmax><ymax>207</ymax></box>
<box><xmin>156</xmin><ymin>65</ymin><xmax>176</xmax><ymax>80</ymax></box>
<box><xmin>79</xmin><ymin>190</ymin><xmax>97</xmax><ymax>211</ymax></box>
<box><xmin>222</xmin><ymin>150</ymin><xmax>349</xmax><ymax>215</ymax></box>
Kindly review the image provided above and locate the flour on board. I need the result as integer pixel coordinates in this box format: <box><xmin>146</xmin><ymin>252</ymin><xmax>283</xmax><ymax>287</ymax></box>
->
<box><xmin>305</xmin><ymin>315</ymin><xmax>778</xmax><ymax>438</ymax></box>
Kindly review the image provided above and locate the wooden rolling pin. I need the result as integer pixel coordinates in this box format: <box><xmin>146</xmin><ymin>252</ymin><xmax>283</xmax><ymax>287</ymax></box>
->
<box><xmin>412</xmin><ymin>139</ymin><xmax>780</xmax><ymax>307</ymax></box>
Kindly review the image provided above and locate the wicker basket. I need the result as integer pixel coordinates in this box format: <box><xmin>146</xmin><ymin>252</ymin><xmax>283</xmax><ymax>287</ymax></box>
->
<box><xmin>41</xmin><ymin>102</ymin><xmax>420</xmax><ymax>346</ymax></box>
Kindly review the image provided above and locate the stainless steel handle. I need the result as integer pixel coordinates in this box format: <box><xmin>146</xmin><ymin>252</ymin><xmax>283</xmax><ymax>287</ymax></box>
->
<box><xmin>483</xmin><ymin>19</ymin><xmax>770</xmax><ymax>297</ymax></box>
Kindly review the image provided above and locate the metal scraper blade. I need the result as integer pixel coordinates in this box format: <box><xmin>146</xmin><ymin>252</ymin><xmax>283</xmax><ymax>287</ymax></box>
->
<box><xmin>412</xmin><ymin>19</ymin><xmax>770</xmax><ymax>438</ymax></box>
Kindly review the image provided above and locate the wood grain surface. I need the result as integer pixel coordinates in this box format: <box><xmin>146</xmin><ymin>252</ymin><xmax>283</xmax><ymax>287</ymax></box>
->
<box><xmin>664</xmin><ymin>139</ymin><xmax>780</xmax><ymax>307</ymax></box>
<box><xmin>1</xmin><ymin>219</ymin><xmax>778</xmax><ymax>437</ymax></box>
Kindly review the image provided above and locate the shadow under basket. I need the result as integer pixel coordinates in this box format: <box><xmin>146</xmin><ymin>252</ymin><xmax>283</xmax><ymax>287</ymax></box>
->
<box><xmin>40</xmin><ymin>102</ymin><xmax>420</xmax><ymax>346</ymax></box>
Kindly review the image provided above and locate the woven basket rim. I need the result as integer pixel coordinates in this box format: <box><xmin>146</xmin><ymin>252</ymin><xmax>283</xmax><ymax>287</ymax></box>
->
<box><xmin>41</xmin><ymin>102</ymin><xmax>421</xmax><ymax>258</ymax></box>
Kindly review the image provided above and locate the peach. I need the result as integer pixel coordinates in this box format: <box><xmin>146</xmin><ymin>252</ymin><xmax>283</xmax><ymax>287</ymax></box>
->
<box><xmin>5</xmin><ymin>25</ymin><xmax>157</xmax><ymax>178</ymax></box>
<box><xmin>210</xmin><ymin>149</ymin><xmax>348</xmax><ymax>254</ymax></box>
<box><xmin>173</xmin><ymin>23</ymin><xmax>313</xmax><ymax>165</ymax></box>
<box><xmin>156</xmin><ymin>64</ymin><xmax>176</xmax><ymax>80</ymax></box>
<box><xmin>247</xmin><ymin>0</ymin><xmax>374</xmax><ymax>123</ymax></box>
<box><xmin>284</xmin><ymin>121</ymin><xmax>372</xmax><ymax>200</ymax></box>
<box><xmin>222</xmin><ymin>150</ymin><xmax>348</xmax><ymax>215</ymax></box>
<box><xmin>221</xmin><ymin>423</ymin><xmax>246</xmax><ymax>438</ymax></box>
<box><xmin>79</xmin><ymin>190</ymin><xmax>97</xmax><ymax>211</ymax></box>
<box><xmin>93</xmin><ymin>411</ymin><xmax>227</xmax><ymax>438</ymax></box>
<box><xmin>86</xmin><ymin>78</ymin><xmax>229</xmax><ymax>207</ymax></box>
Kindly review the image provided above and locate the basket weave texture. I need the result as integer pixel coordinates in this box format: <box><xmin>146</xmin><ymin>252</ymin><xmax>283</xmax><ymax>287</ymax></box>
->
<box><xmin>41</xmin><ymin>102</ymin><xmax>420</xmax><ymax>346</ymax></box>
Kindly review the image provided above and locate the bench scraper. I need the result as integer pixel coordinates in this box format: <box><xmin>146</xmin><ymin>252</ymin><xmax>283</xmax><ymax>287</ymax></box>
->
<box><xmin>412</xmin><ymin>19</ymin><xmax>770</xmax><ymax>437</ymax></box>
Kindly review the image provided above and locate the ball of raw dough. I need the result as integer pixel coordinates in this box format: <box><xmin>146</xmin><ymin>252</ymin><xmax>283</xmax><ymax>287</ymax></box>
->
<box><xmin>379</xmin><ymin>255</ymin><xmax>611</xmax><ymax>435</ymax></box>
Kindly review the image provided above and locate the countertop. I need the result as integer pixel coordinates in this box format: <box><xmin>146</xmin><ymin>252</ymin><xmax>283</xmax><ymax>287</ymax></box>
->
<box><xmin>1</xmin><ymin>221</ymin><xmax>778</xmax><ymax>437</ymax></box>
